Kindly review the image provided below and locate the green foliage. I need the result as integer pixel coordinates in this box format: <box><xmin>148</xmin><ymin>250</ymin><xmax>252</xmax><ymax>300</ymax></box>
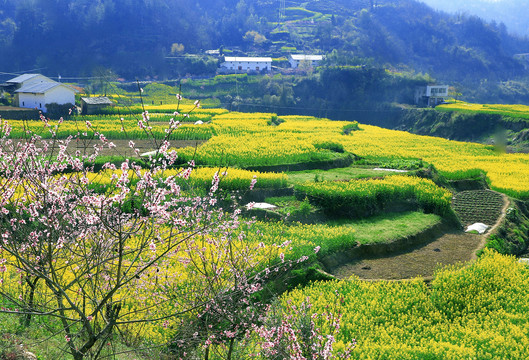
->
<box><xmin>484</xmin><ymin>201</ymin><xmax>529</xmax><ymax>255</ymax></box>
<box><xmin>45</xmin><ymin>103</ymin><xmax>75</xmax><ymax>120</ymax></box>
<box><xmin>284</xmin><ymin>251</ymin><xmax>529</xmax><ymax>359</ymax></box>
<box><xmin>342</xmin><ymin>121</ymin><xmax>360</xmax><ymax>134</ymax></box>
<box><xmin>313</xmin><ymin>141</ymin><xmax>344</xmax><ymax>153</ymax></box>
<box><xmin>281</xmin><ymin>46</ymin><xmax>297</xmax><ymax>52</ymax></box>
<box><xmin>267</xmin><ymin>114</ymin><xmax>285</xmax><ymax>126</ymax></box>
<box><xmin>295</xmin><ymin>175</ymin><xmax>453</xmax><ymax>219</ymax></box>
<box><xmin>292</xmin><ymin>197</ymin><xmax>312</xmax><ymax>218</ymax></box>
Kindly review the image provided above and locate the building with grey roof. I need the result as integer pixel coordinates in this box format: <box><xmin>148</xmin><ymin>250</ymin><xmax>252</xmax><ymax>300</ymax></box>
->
<box><xmin>80</xmin><ymin>96</ymin><xmax>114</xmax><ymax>115</ymax></box>
<box><xmin>12</xmin><ymin>74</ymin><xmax>76</xmax><ymax>113</ymax></box>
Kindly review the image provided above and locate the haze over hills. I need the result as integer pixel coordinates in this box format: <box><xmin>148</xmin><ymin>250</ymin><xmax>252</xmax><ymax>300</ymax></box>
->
<box><xmin>419</xmin><ymin>0</ymin><xmax>529</xmax><ymax>37</ymax></box>
<box><xmin>0</xmin><ymin>0</ymin><xmax>529</xmax><ymax>95</ymax></box>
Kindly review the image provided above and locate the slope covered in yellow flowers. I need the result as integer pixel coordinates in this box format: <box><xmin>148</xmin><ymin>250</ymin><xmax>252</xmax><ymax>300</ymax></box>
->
<box><xmin>174</xmin><ymin>112</ymin><xmax>529</xmax><ymax>199</ymax></box>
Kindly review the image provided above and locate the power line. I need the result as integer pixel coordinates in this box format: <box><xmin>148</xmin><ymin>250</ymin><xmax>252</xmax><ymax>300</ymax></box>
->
<box><xmin>0</xmin><ymin>67</ymin><xmax>48</xmax><ymax>77</ymax></box>
<box><xmin>220</xmin><ymin>101</ymin><xmax>403</xmax><ymax>113</ymax></box>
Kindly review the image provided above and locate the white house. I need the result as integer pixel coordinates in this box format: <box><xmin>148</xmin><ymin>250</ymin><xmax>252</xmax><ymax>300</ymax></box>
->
<box><xmin>220</xmin><ymin>57</ymin><xmax>273</xmax><ymax>73</ymax></box>
<box><xmin>6</xmin><ymin>74</ymin><xmax>57</xmax><ymax>89</ymax></box>
<box><xmin>8</xmin><ymin>74</ymin><xmax>76</xmax><ymax>112</ymax></box>
<box><xmin>16</xmin><ymin>83</ymin><xmax>77</xmax><ymax>113</ymax></box>
<box><xmin>415</xmin><ymin>85</ymin><xmax>449</xmax><ymax>107</ymax></box>
<box><xmin>289</xmin><ymin>54</ymin><xmax>324</xmax><ymax>69</ymax></box>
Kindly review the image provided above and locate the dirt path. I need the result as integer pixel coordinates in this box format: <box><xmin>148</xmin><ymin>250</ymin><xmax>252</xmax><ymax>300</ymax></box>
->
<box><xmin>332</xmin><ymin>231</ymin><xmax>482</xmax><ymax>280</ymax></box>
<box><xmin>10</xmin><ymin>139</ymin><xmax>206</xmax><ymax>158</ymax></box>
<box><xmin>332</xmin><ymin>192</ymin><xmax>510</xmax><ymax>280</ymax></box>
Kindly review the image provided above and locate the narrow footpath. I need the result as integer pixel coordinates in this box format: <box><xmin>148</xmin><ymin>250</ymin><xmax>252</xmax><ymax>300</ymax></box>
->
<box><xmin>332</xmin><ymin>191</ymin><xmax>509</xmax><ymax>281</ymax></box>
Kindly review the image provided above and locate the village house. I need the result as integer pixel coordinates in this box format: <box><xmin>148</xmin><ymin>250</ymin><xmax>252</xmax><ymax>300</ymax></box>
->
<box><xmin>4</xmin><ymin>74</ymin><xmax>55</xmax><ymax>92</ymax></box>
<box><xmin>5</xmin><ymin>74</ymin><xmax>76</xmax><ymax>113</ymax></box>
<box><xmin>415</xmin><ymin>85</ymin><xmax>449</xmax><ymax>107</ymax></box>
<box><xmin>288</xmin><ymin>54</ymin><xmax>324</xmax><ymax>69</ymax></box>
<box><xmin>80</xmin><ymin>96</ymin><xmax>114</xmax><ymax>115</ymax></box>
<box><xmin>220</xmin><ymin>56</ymin><xmax>273</xmax><ymax>73</ymax></box>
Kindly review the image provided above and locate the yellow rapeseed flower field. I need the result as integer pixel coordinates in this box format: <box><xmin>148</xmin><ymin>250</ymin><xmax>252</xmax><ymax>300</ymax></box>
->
<box><xmin>283</xmin><ymin>251</ymin><xmax>529</xmax><ymax>359</ymax></box>
<box><xmin>172</xmin><ymin>112</ymin><xmax>529</xmax><ymax>198</ymax></box>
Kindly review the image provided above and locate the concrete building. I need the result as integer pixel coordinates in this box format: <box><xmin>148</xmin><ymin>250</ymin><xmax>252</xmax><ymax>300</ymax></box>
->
<box><xmin>415</xmin><ymin>85</ymin><xmax>449</xmax><ymax>107</ymax></box>
<box><xmin>1</xmin><ymin>74</ymin><xmax>55</xmax><ymax>94</ymax></box>
<box><xmin>15</xmin><ymin>82</ymin><xmax>76</xmax><ymax>113</ymax></box>
<box><xmin>5</xmin><ymin>74</ymin><xmax>77</xmax><ymax>112</ymax></box>
<box><xmin>220</xmin><ymin>57</ymin><xmax>273</xmax><ymax>73</ymax></box>
<box><xmin>289</xmin><ymin>54</ymin><xmax>324</xmax><ymax>69</ymax></box>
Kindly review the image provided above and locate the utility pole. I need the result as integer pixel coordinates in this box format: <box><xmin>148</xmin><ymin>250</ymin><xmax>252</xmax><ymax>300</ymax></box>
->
<box><xmin>279</xmin><ymin>0</ymin><xmax>286</xmax><ymax>20</ymax></box>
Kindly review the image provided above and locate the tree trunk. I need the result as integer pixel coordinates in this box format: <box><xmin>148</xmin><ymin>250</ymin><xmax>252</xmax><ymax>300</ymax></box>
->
<box><xmin>227</xmin><ymin>338</ymin><xmax>235</xmax><ymax>360</ymax></box>
<box><xmin>22</xmin><ymin>277</ymin><xmax>39</xmax><ymax>327</ymax></box>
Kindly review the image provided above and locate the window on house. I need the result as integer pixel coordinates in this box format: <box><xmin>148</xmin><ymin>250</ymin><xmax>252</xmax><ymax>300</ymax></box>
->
<box><xmin>22</xmin><ymin>101</ymin><xmax>25</xmax><ymax>106</ymax></box>
<box><xmin>256</xmin><ymin>67</ymin><xmax>260</xmax><ymax>71</ymax></box>
<box><xmin>238</xmin><ymin>66</ymin><xmax>242</xmax><ymax>70</ymax></box>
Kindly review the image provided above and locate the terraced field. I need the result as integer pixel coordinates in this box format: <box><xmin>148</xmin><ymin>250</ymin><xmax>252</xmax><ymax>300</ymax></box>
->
<box><xmin>452</xmin><ymin>190</ymin><xmax>506</xmax><ymax>227</ymax></box>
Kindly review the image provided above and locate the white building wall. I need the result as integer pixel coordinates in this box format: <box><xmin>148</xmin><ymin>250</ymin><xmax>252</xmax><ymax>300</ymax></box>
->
<box><xmin>18</xmin><ymin>93</ymin><xmax>47</xmax><ymax>111</ymax></box>
<box><xmin>18</xmin><ymin>86</ymin><xmax>75</xmax><ymax>112</ymax></box>
<box><xmin>222</xmin><ymin>60</ymin><xmax>271</xmax><ymax>72</ymax></box>
<box><xmin>44</xmin><ymin>87</ymin><xmax>76</xmax><ymax>108</ymax></box>
<box><xmin>289</xmin><ymin>55</ymin><xmax>323</xmax><ymax>69</ymax></box>
<box><xmin>426</xmin><ymin>85</ymin><xmax>449</xmax><ymax>97</ymax></box>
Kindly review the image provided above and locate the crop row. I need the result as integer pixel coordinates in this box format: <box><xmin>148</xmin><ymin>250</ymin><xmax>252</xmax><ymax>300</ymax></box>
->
<box><xmin>6</xmin><ymin>119</ymin><xmax>216</xmax><ymax>140</ymax></box>
<box><xmin>452</xmin><ymin>190</ymin><xmax>505</xmax><ymax>226</ymax></box>
<box><xmin>295</xmin><ymin>175</ymin><xmax>454</xmax><ymax>218</ymax></box>
<box><xmin>166</xmin><ymin>112</ymin><xmax>529</xmax><ymax>198</ymax></box>
<box><xmin>6</xmin><ymin>109</ymin><xmax>529</xmax><ymax>199</ymax></box>
<box><xmin>282</xmin><ymin>251</ymin><xmax>529</xmax><ymax>359</ymax></box>
<box><xmin>81</xmin><ymin>167</ymin><xmax>288</xmax><ymax>193</ymax></box>
<box><xmin>437</xmin><ymin>101</ymin><xmax>529</xmax><ymax>120</ymax></box>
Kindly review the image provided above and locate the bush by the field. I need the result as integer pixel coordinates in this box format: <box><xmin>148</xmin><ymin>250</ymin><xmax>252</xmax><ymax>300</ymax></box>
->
<box><xmin>295</xmin><ymin>175</ymin><xmax>453</xmax><ymax>219</ymax></box>
<box><xmin>484</xmin><ymin>200</ymin><xmax>529</xmax><ymax>255</ymax></box>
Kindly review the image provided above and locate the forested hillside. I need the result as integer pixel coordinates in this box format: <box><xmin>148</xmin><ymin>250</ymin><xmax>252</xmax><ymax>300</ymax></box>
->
<box><xmin>420</xmin><ymin>0</ymin><xmax>529</xmax><ymax>36</ymax></box>
<box><xmin>1</xmin><ymin>0</ymin><xmax>528</xmax><ymax>84</ymax></box>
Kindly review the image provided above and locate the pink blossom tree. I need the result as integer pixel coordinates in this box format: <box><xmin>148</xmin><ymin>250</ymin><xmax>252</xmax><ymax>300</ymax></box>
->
<box><xmin>0</xmin><ymin>101</ymin><xmax>288</xmax><ymax>359</ymax></box>
<box><xmin>0</xmin><ymin>89</ymin><xmax>355</xmax><ymax>359</ymax></box>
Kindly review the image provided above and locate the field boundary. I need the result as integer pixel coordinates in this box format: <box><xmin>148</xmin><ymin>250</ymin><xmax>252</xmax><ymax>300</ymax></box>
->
<box><xmin>471</xmin><ymin>192</ymin><xmax>510</xmax><ymax>260</ymax></box>
<box><xmin>319</xmin><ymin>220</ymin><xmax>453</xmax><ymax>272</ymax></box>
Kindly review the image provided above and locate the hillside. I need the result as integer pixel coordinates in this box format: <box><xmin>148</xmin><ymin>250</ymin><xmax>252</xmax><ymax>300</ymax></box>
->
<box><xmin>420</xmin><ymin>0</ymin><xmax>529</xmax><ymax>36</ymax></box>
<box><xmin>1</xmin><ymin>0</ymin><xmax>528</xmax><ymax>85</ymax></box>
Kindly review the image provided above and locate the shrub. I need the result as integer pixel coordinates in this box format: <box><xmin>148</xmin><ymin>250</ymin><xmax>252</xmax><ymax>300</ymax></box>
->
<box><xmin>342</xmin><ymin>121</ymin><xmax>360</xmax><ymax>134</ymax></box>
<box><xmin>313</xmin><ymin>141</ymin><xmax>345</xmax><ymax>153</ymax></box>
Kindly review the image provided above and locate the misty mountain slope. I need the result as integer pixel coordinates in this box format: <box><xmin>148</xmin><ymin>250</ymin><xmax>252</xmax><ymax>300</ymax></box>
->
<box><xmin>420</xmin><ymin>0</ymin><xmax>529</xmax><ymax>36</ymax></box>
<box><xmin>0</xmin><ymin>0</ymin><xmax>528</xmax><ymax>83</ymax></box>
